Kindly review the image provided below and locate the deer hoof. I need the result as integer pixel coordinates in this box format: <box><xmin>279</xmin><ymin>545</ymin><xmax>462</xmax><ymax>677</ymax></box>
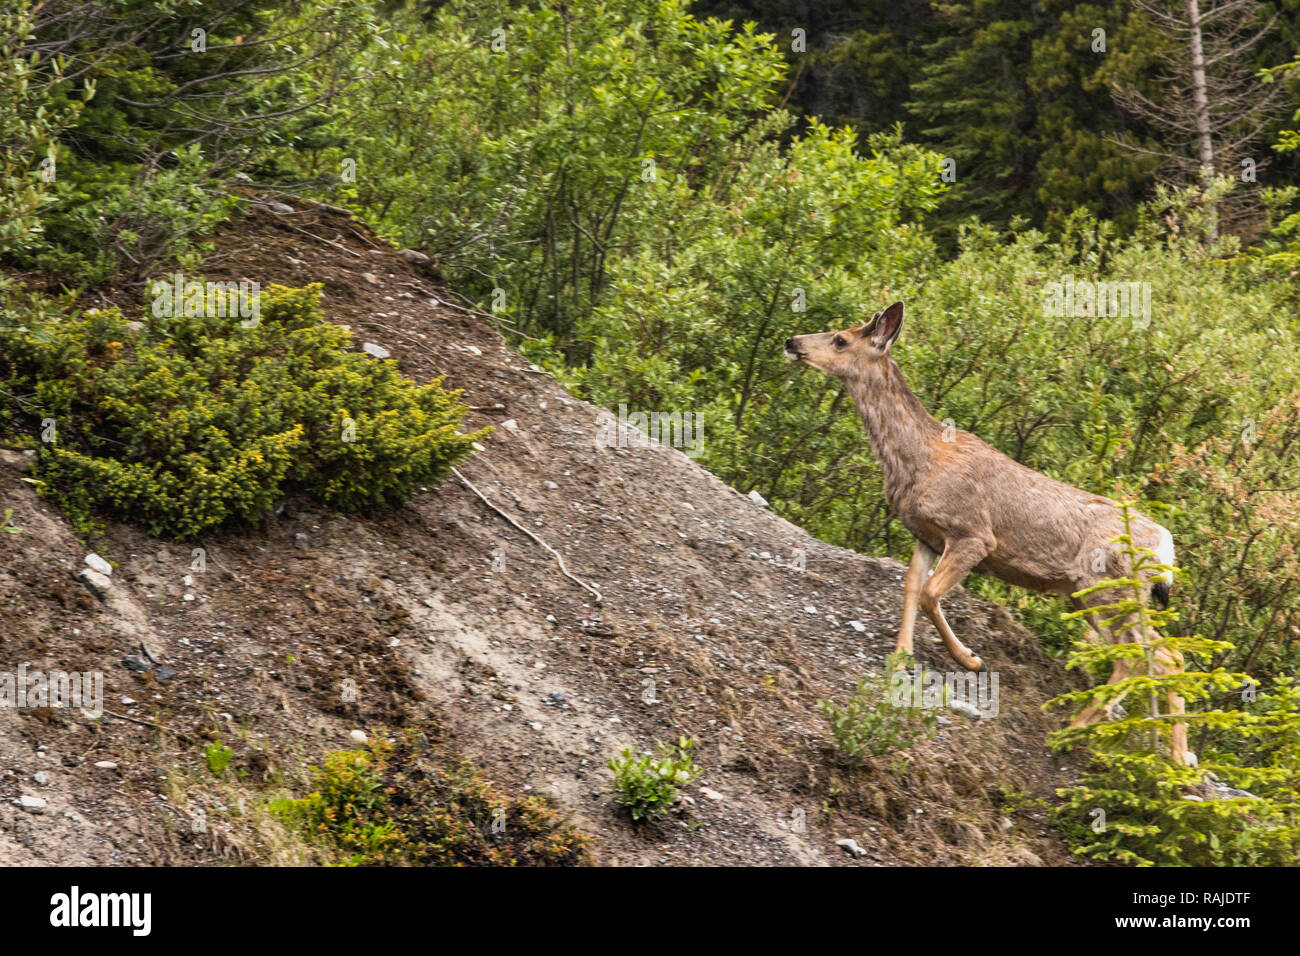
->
<box><xmin>970</xmin><ymin>658</ymin><xmax>986</xmax><ymax>673</ymax></box>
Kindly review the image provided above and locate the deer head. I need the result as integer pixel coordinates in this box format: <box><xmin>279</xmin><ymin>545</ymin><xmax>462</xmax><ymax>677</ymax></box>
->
<box><xmin>783</xmin><ymin>301</ymin><xmax>905</xmax><ymax>380</ymax></box>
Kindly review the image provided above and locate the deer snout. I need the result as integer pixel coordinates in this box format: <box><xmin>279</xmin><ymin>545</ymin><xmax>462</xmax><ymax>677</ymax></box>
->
<box><xmin>784</xmin><ymin>337</ymin><xmax>804</xmax><ymax>360</ymax></box>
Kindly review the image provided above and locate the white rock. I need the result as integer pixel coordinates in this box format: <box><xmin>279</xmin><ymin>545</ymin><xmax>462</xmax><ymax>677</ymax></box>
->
<box><xmin>847</xmin><ymin>620</ymin><xmax>866</xmax><ymax>632</ymax></box>
<box><xmin>78</xmin><ymin>568</ymin><xmax>113</xmax><ymax>600</ymax></box>
<box><xmin>349</xmin><ymin>730</ymin><xmax>368</xmax><ymax>744</ymax></box>
<box><xmin>94</xmin><ymin>761</ymin><xmax>118</xmax><ymax>770</ymax></box>
<box><xmin>948</xmin><ymin>698</ymin><xmax>981</xmax><ymax>719</ymax></box>
<box><xmin>183</xmin><ymin>593</ymin><xmax>195</xmax><ymax>602</ymax></box>
<box><xmin>699</xmin><ymin>787</ymin><xmax>725</xmax><ymax>801</ymax></box>
<box><xmin>465</xmin><ymin>345</ymin><xmax>482</xmax><ymax>356</ymax></box>
<box><xmin>362</xmin><ymin>342</ymin><xmax>391</xmax><ymax>359</ymax></box>
<box><xmin>33</xmin><ymin>772</ymin><xmax>48</xmax><ymax>785</ymax></box>
<box><xmin>835</xmin><ymin>838</ymin><xmax>867</xmax><ymax>858</ymax></box>
<box><xmin>500</xmin><ymin>419</ymin><xmax>518</xmax><ymax>431</ymax></box>
<box><xmin>84</xmin><ymin>553</ymin><xmax>112</xmax><ymax>576</ymax></box>
<box><xmin>19</xmin><ymin>795</ymin><xmax>47</xmax><ymax>813</ymax></box>
<box><xmin>803</xmin><ymin>605</ymin><xmax>817</xmax><ymax>614</ymax></box>
<box><xmin>747</xmin><ymin>489</ymin><xmax>768</xmax><ymax>508</ymax></box>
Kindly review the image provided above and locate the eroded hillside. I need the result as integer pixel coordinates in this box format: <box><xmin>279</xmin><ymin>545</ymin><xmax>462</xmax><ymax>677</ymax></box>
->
<box><xmin>0</xmin><ymin>202</ymin><xmax>1088</xmax><ymax>866</ymax></box>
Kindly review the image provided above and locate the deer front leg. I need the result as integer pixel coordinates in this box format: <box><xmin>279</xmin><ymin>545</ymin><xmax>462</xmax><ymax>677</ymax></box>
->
<box><xmin>918</xmin><ymin>538</ymin><xmax>989</xmax><ymax>672</ymax></box>
<box><xmin>894</xmin><ymin>539</ymin><xmax>936</xmax><ymax>661</ymax></box>
<box><xmin>1069</xmin><ymin>656</ymin><xmax>1134</xmax><ymax>729</ymax></box>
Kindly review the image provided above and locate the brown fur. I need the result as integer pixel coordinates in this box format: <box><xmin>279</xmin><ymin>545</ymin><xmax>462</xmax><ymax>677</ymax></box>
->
<box><xmin>785</xmin><ymin>301</ymin><xmax>1191</xmax><ymax>765</ymax></box>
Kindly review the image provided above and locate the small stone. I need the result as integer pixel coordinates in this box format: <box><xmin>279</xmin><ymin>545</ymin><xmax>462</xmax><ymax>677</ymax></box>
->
<box><xmin>747</xmin><ymin>489</ymin><xmax>768</xmax><ymax>508</ymax></box>
<box><xmin>183</xmin><ymin>593</ymin><xmax>195</xmax><ymax>602</ymax></box>
<box><xmin>1010</xmin><ymin>847</ymin><xmax>1043</xmax><ymax>866</ymax></box>
<box><xmin>362</xmin><ymin>342</ymin><xmax>391</xmax><ymax>359</ymax></box>
<box><xmin>699</xmin><ymin>787</ymin><xmax>724</xmax><ymax>801</ymax></box>
<box><xmin>847</xmin><ymin>620</ymin><xmax>866</xmax><ymax>632</ymax></box>
<box><xmin>948</xmin><ymin>698</ymin><xmax>981</xmax><ymax>719</ymax></box>
<box><xmin>19</xmin><ymin>795</ymin><xmax>47</xmax><ymax>814</ymax></box>
<box><xmin>835</xmin><ymin>838</ymin><xmax>868</xmax><ymax>858</ymax></box>
<box><xmin>294</xmin><ymin>532</ymin><xmax>310</xmax><ymax>550</ymax></box>
<box><xmin>78</xmin><ymin>568</ymin><xmax>113</xmax><ymax>600</ymax></box>
<box><xmin>94</xmin><ymin>761</ymin><xmax>118</xmax><ymax>770</ymax></box>
<box><xmin>349</xmin><ymin>730</ymin><xmax>368</xmax><ymax>744</ymax></box>
<box><xmin>84</xmin><ymin>553</ymin><xmax>112</xmax><ymax>576</ymax></box>
<box><xmin>397</xmin><ymin>249</ymin><xmax>430</xmax><ymax>264</ymax></box>
<box><xmin>33</xmin><ymin>772</ymin><xmax>48</xmax><ymax>786</ymax></box>
<box><xmin>803</xmin><ymin>605</ymin><xmax>817</xmax><ymax>614</ymax></box>
<box><xmin>362</xmin><ymin>272</ymin><xmax>381</xmax><ymax>285</ymax></box>
<box><xmin>543</xmin><ymin>480</ymin><xmax>558</xmax><ymax>490</ymax></box>
<box><xmin>122</xmin><ymin>654</ymin><xmax>153</xmax><ymax>673</ymax></box>
<box><xmin>155</xmin><ymin>666</ymin><xmax>176</xmax><ymax>681</ymax></box>
<box><xmin>550</xmin><ymin>692</ymin><xmax>566</xmax><ymax>703</ymax></box>
<box><xmin>500</xmin><ymin>419</ymin><xmax>518</xmax><ymax>431</ymax></box>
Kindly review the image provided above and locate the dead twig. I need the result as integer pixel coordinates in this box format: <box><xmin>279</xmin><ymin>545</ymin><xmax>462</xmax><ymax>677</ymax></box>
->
<box><xmin>452</xmin><ymin>466</ymin><xmax>602</xmax><ymax>604</ymax></box>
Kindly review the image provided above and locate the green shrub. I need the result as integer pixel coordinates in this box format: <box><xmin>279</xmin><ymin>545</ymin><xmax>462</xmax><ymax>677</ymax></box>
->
<box><xmin>1048</xmin><ymin>499</ymin><xmax>1300</xmax><ymax>866</ymax></box>
<box><xmin>272</xmin><ymin>732</ymin><xmax>593</xmax><ymax>866</ymax></box>
<box><xmin>0</xmin><ymin>282</ymin><xmax>485</xmax><ymax>538</ymax></box>
<box><xmin>608</xmin><ymin>737</ymin><xmax>702</xmax><ymax>821</ymax></box>
<box><xmin>204</xmin><ymin>740</ymin><xmax>234</xmax><ymax>776</ymax></box>
<box><xmin>817</xmin><ymin>652</ymin><xmax>941</xmax><ymax>765</ymax></box>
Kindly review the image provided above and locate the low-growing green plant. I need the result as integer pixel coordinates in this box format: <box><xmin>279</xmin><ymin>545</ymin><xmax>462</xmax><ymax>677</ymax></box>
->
<box><xmin>1048</xmin><ymin>498</ymin><xmax>1300</xmax><ymax>865</ymax></box>
<box><xmin>204</xmin><ymin>740</ymin><xmax>234</xmax><ymax>776</ymax></box>
<box><xmin>0</xmin><ymin>283</ymin><xmax>486</xmax><ymax>538</ymax></box>
<box><xmin>1</xmin><ymin>508</ymin><xmax>18</xmax><ymax>534</ymax></box>
<box><xmin>272</xmin><ymin>731</ymin><xmax>593</xmax><ymax>866</ymax></box>
<box><xmin>607</xmin><ymin>736</ymin><xmax>702</xmax><ymax>821</ymax></box>
<box><xmin>817</xmin><ymin>651</ymin><xmax>941</xmax><ymax>766</ymax></box>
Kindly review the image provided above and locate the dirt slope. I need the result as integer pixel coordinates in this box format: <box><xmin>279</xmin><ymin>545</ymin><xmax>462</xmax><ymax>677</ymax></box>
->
<box><xmin>0</xmin><ymin>202</ymin><xmax>1089</xmax><ymax>866</ymax></box>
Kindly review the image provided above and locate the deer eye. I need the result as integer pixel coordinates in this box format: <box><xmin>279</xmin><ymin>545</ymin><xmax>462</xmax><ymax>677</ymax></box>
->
<box><xmin>833</xmin><ymin>335</ymin><xmax>848</xmax><ymax>349</ymax></box>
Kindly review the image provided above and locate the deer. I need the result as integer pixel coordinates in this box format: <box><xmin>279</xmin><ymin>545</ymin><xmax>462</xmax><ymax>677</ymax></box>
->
<box><xmin>784</xmin><ymin>301</ymin><xmax>1193</xmax><ymax>766</ymax></box>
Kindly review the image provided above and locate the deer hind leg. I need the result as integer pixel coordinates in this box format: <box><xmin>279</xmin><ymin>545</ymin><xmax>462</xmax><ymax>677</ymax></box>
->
<box><xmin>893</xmin><ymin>539</ymin><xmax>937</xmax><ymax>661</ymax></box>
<box><xmin>917</xmin><ymin>538</ymin><xmax>989</xmax><ymax>672</ymax></box>
<box><xmin>1154</xmin><ymin>643</ymin><xmax>1194</xmax><ymax>766</ymax></box>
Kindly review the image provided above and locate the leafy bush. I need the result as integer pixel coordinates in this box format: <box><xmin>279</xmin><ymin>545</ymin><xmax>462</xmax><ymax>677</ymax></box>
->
<box><xmin>0</xmin><ymin>282</ymin><xmax>485</xmax><ymax>538</ymax></box>
<box><xmin>1048</xmin><ymin>500</ymin><xmax>1300</xmax><ymax>866</ymax></box>
<box><xmin>0</xmin><ymin>0</ymin><xmax>95</xmax><ymax>264</ymax></box>
<box><xmin>607</xmin><ymin>737</ymin><xmax>702</xmax><ymax>821</ymax></box>
<box><xmin>817</xmin><ymin>652</ymin><xmax>940</xmax><ymax>765</ymax></box>
<box><xmin>272</xmin><ymin>732</ymin><xmax>593</xmax><ymax>866</ymax></box>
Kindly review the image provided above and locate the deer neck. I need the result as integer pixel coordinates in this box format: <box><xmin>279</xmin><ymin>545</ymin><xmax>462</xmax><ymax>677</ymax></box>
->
<box><xmin>844</xmin><ymin>358</ymin><xmax>943</xmax><ymax>508</ymax></box>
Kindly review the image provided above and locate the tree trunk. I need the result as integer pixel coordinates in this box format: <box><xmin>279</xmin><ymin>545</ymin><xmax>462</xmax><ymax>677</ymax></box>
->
<box><xmin>1186</xmin><ymin>0</ymin><xmax>1218</xmax><ymax>238</ymax></box>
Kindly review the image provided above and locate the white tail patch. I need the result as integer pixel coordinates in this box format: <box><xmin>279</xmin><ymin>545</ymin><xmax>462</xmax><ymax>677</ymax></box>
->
<box><xmin>1155</xmin><ymin>525</ymin><xmax>1175</xmax><ymax>585</ymax></box>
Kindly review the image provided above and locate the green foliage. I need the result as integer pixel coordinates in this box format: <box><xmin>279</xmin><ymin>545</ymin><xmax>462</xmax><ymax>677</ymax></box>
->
<box><xmin>0</xmin><ymin>0</ymin><xmax>95</xmax><ymax>264</ymax></box>
<box><xmin>0</xmin><ymin>283</ymin><xmax>485</xmax><ymax>539</ymax></box>
<box><xmin>1048</xmin><ymin>499</ymin><xmax>1300</xmax><ymax>865</ymax></box>
<box><xmin>204</xmin><ymin>740</ymin><xmax>234</xmax><ymax>776</ymax></box>
<box><xmin>817</xmin><ymin>652</ymin><xmax>940</xmax><ymax>765</ymax></box>
<box><xmin>272</xmin><ymin>732</ymin><xmax>593</xmax><ymax>866</ymax></box>
<box><xmin>607</xmin><ymin>737</ymin><xmax>703</xmax><ymax>820</ymax></box>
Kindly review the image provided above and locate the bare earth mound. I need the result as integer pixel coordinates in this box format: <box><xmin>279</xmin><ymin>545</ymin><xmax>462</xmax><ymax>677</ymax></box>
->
<box><xmin>0</xmin><ymin>202</ymin><xmax>1089</xmax><ymax>866</ymax></box>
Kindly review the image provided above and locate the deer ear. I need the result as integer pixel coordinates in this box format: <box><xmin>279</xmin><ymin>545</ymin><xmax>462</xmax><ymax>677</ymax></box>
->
<box><xmin>870</xmin><ymin>301</ymin><xmax>904</xmax><ymax>350</ymax></box>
